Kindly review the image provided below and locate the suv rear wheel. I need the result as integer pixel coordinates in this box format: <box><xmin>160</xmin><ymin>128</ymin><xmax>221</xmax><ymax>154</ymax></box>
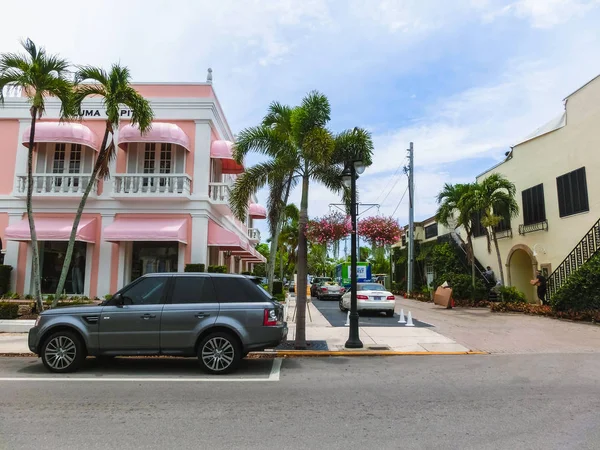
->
<box><xmin>41</xmin><ymin>330</ymin><xmax>85</xmax><ymax>373</ymax></box>
<box><xmin>198</xmin><ymin>331</ymin><xmax>241</xmax><ymax>374</ymax></box>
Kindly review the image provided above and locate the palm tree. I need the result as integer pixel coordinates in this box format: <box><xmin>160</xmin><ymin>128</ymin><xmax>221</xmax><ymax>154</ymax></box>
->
<box><xmin>232</xmin><ymin>92</ymin><xmax>373</xmax><ymax>348</ymax></box>
<box><xmin>278</xmin><ymin>204</ymin><xmax>299</xmax><ymax>278</ymax></box>
<box><xmin>436</xmin><ymin>182</ymin><xmax>479</xmax><ymax>288</ymax></box>
<box><xmin>471</xmin><ymin>174</ymin><xmax>518</xmax><ymax>285</ymax></box>
<box><xmin>53</xmin><ymin>65</ymin><xmax>153</xmax><ymax>303</ymax></box>
<box><xmin>230</xmin><ymin>102</ymin><xmax>297</xmax><ymax>294</ymax></box>
<box><xmin>0</xmin><ymin>39</ymin><xmax>74</xmax><ymax>311</ymax></box>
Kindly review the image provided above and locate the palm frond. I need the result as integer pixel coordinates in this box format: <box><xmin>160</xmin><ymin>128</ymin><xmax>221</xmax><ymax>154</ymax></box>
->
<box><xmin>263</xmin><ymin>101</ymin><xmax>293</xmax><ymax>133</ymax></box>
<box><xmin>233</xmin><ymin>125</ymin><xmax>293</xmax><ymax>162</ymax></box>
<box><xmin>333</xmin><ymin>127</ymin><xmax>374</xmax><ymax>167</ymax></box>
<box><xmin>229</xmin><ymin>161</ymin><xmax>278</xmax><ymax>221</ymax></box>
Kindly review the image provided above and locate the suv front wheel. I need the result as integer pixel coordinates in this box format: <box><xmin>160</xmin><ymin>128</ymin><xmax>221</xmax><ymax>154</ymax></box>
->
<box><xmin>41</xmin><ymin>330</ymin><xmax>85</xmax><ymax>373</ymax></box>
<box><xmin>198</xmin><ymin>331</ymin><xmax>242</xmax><ymax>375</ymax></box>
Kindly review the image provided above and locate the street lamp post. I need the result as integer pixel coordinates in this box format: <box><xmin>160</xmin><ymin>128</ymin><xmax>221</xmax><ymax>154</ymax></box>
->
<box><xmin>342</xmin><ymin>159</ymin><xmax>365</xmax><ymax>349</ymax></box>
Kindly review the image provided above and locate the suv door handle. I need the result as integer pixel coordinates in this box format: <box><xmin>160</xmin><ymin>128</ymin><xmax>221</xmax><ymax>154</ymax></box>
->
<box><xmin>141</xmin><ymin>314</ymin><xmax>157</xmax><ymax>319</ymax></box>
<box><xmin>195</xmin><ymin>312</ymin><xmax>210</xmax><ymax>318</ymax></box>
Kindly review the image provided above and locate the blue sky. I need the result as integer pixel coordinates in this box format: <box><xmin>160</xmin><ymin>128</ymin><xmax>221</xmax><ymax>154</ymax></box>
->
<box><xmin>2</xmin><ymin>0</ymin><xmax>600</xmax><ymax>240</ymax></box>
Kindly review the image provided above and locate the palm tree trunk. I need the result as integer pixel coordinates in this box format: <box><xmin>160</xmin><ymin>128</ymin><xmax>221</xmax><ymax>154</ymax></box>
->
<box><xmin>267</xmin><ymin>175</ymin><xmax>293</xmax><ymax>293</ymax></box>
<box><xmin>492</xmin><ymin>230</ymin><xmax>504</xmax><ymax>285</ymax></box>
<box><xmin>53</xmin><ymin>126</ymin><xmax>110</xmax><ymax>304</ymax></box>
<box><xmin>466</xmin><ymin>232</ymin><xmax>475</xmax><ymax>288</ymax></box>
<box><xmin>279</xmin><ymin>245</ymin><xmax>284</xmax><ymax>280</ymax></box>
<box><xmin>295</xmin><ymin>172</ymin><xmax>310</xmax><ymax>349</ymax></box>
<box><xmin>27</xmin><ymin>109</ymin><xmax>43</xmax><ymax>312</ymax></box>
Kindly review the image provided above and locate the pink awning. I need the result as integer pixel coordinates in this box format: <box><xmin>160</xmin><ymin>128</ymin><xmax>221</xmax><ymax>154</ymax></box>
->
<box><xmin>210</xmin><ymin>140</ymin><xmax>244</xmax><ymax>174</ymax></box>
<box><xmin>208</xmin><ymin>220</ymin><xmax>250</xmax><ymax>251</ymax></box>
<box><xmin>118</xmin><ymin>122</ymin><xmax>191</xmax><ymax>151</ymax></box>
<box><xmin>5</xmin><ymin>217</ymin><xmax>97</xmax><ymax>243</ymax></box>
<box><xmin>22</xmin><ymin>122</ymin><xmax>99</xmax><ymax>151</ymax></box>
<box><xmin>249</xmin><ymin>203</ymin><xmax>267</xmax><ymax>220</ymax></box>
<box><xmin>104</xmin><ymin>218</ymin><xmax>187</xmax><ymax>243</ymax></box>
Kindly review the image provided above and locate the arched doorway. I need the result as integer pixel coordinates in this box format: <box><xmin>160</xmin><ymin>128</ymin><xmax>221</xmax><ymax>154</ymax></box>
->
<box><xmin>507</xmin><ymin>245</ymin><xmax>537</xmax><ymax>303</ymax></box>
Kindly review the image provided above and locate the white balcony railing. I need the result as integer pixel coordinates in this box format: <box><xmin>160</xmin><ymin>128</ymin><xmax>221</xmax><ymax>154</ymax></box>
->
<box><xmin>113</xmin><ymin>174</ymin><xmax>191</xmax><ymax>197</ymax></box>
<box><xmin>248</xmin><ymin>228</ymin><xmax>261</xmax><ymax>242</ymax></box>
<box><xmin>16</xmin><ymin>174</ymin><xmax>97</xmax><ymax>196</ymax></box>
<box><xmin>208</xmin><ymin>182</ymin><xmax>232</xmax><ymax>204</ymax></box>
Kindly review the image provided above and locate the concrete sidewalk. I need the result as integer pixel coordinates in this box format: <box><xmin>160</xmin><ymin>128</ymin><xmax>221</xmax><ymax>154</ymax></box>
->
<box><xmin>0</xmin><ymin>333</ymin><xmax>30</xmax><ymax>354</ymax></box>
<box><xmin>285</xmin><ymin>295</ymin><xmax>471</xmax><ymax>352</ymax></box>
<box><xmin>395</xmin><ymin>298</ymin><xmax>600</xmax><ymax>354</ymax></box>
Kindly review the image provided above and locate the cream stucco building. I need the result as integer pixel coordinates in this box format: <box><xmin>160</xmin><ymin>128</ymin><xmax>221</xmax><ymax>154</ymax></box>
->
<box><xmin>473</xmin><ymin>74</ymin><xmax>600</xmax><ymax>302</ymax></box>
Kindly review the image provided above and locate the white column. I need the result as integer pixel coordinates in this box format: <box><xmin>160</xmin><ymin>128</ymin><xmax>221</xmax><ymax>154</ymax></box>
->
<box><xmin>84</xmin><ymin>243</ymin><xmax>93</xmax><ymax>297</ymax></box>
<box><xmin>12</xmin><ymin>121</ymin><xmax>31</xmax><ymax>196</ymax></box>
<box><xmin>3</xmin><ymin>214</ymin><xmax>24</xmax><ymax>292</ymax></box>
<box><xmin>178</xmin><ymin>242</ymin><xmax>186</xmax><ymax>272</ymax></box>
<box><xmin>192</xmin><ymin>121</ymin><xmax>212</xmax><ymax>197</ymax></box>
<box><xmin>96</xmin><ymin>214</ymin><xmax>115</xmax><ymax>298</ymax></box>
<box><xmin>117</xmin><ymin>243</ymin><xmax>126</xmax><ymax>290</ymax></box>
<box><xmin>23</xmin><ymin>243</ymin><xmax>33</xmax><ymax>296</ymax></box>
<box><xmin>190</xmin><ymin>214</ymin><xmax>209</xmax><ymax>266</ymax></box>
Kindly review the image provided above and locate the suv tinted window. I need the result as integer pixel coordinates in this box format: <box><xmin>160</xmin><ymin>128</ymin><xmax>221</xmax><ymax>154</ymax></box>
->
<box><xmin>212</xmin><ymin>277</ymin><xmax>268</xmax><ymax>303</ymax></box>
<box><xmin>122</xmin><ymin>277</ymin><xmax>168</xmax><ymax>305</ymax></box>
<box><xmin>170</xmin><ymin>276</ymin><xmax>217</xmax><ymax>304</ymax></box>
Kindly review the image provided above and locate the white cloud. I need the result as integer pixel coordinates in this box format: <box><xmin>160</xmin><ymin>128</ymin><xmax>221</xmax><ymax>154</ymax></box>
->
<box><xmin>482</xmin><ymin>0</ymin><xmax>600</xmax><ymax>28</ymax></box>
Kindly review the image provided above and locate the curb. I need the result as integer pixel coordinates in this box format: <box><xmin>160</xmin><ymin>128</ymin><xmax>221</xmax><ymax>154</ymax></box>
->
<box><xmin>265</xmin><ymin>350</ymin><xmax>487</xmax><ymax>357</ymax></box>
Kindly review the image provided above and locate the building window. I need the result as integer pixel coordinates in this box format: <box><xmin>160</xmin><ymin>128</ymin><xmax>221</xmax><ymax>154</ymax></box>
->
<box><xmin>522</xmin><ymin>183</ymin><xmax>546</xmax><ymax>226</ymax></box>
<box><xmin>494</xmin><ymin>213</ymin><xmax>511</xmax><ymax>232</ymax></box>
<box><xmin>401</xmin><ymin>235</ymin><xmax>406</xmax><ymax>247</ymax></box>
<box><xmin>130</xmin><ymin>241</ymin><xmax>178</xmax><ymax>281</ymax></box>
<box><xmin>471</xmin><ymin>211</ymin><xmax>487</xmax><ymax>238</ymax></box>
<box><xmin>52</xmin><ymin>143</ymin><xmax>66</xmax><ymax>174</ymax></box>
<box><xmin>424</xmin><ymin>223</ymin><xmax>438</xmax><ymax>239</ymax></box>
<box><xmin>39</xmin><ymin>241</ymin><xmax>87</xmax><ymax>294</ymax></box>
<box><xmin>556</xmin><ymin>167</ymin><xmax>589</xmax><ymax>218</ymax></box>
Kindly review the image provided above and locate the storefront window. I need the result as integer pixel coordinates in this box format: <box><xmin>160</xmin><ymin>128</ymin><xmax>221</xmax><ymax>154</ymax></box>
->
<box><xmin>131</xmin><ymin>242</ymin><xmax>178</xmax><ymax>281</ymax></box>
<box><xmin>40</xmin><ymin>241</ymin><xmax>87</xmax><ymax>295</ymax></box>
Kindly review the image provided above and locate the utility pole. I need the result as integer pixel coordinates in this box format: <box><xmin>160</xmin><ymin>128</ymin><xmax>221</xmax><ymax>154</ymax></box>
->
<box><xmin>407</xmin><ymin>142</ymin><xmax>415</xmax><ymax>294</ymax></box>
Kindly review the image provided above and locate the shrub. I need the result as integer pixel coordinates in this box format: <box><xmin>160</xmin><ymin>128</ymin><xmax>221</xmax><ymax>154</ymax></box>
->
<box><xmin>552</xmin><ymin>253</ymin><xmax>600</xmax><ymax>312</ymax></box>
<box><xmin>104</xmin><ymin>294</ymin><xmax>113</xmax><ymax>300</ymax></box>
<box><xmin>207</xmin><ymin>265</ymin><xmax>227</xmax><ymax>273</ymax></box>
<box><xmin>274</xmin><ymin>293</ymin><xmax>285</xmax><ymax>302</ymax></box>
<box><xmin>499</xmin><ymin>286</ymin><xmax>526</xmax><ymax>303</ymax></box>
<box><xmin>439</xmin><ymin>273</ymin><xmax>487</xmax><ymax>300</ymax></box>
<box><xmin>11</xmin><ymin>292</ymin><xmax>20</xmax><ymax>300</ymax></box>
<box><xmin>185</xmin><ymin>263</ymin><xmax>205</xmax><ymax>273</ymax></box>
<box><xmin>0</xmin><ymin>302</ymin><xmax>19</xmax><ymax>319</ymax></box>
<box><xmin>0</xmin><ymin>265</ymin><xmax>12</xmax><ymax>296</ymax></box>
<box><xmin>272</xmin><ymin>281</ymin><xmax>283</xmax><ymax>295</ymax></box>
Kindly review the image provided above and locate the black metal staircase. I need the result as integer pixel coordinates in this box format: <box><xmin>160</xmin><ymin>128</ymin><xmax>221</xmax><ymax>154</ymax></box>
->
<box><xmin>548</xmin><ymin>218</ymin><xmax>600</xmax><ymax>298</ymax></box>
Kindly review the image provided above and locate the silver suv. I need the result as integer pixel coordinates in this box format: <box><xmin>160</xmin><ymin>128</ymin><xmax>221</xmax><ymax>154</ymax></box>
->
<box><xmin>28</xmin><ymin>274</ymin><xmax>287</xmax><ymax>374</ymax></box>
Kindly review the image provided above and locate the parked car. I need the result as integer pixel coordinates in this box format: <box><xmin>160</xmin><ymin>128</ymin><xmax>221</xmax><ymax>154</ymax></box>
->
<box><xmin>28</xmin><ymin>273</ymin><xmax>287</xmax><ymax>375</ymax></box>
<box><xmin>315</xmin><ymin>281</ymin><xmax>344</xmax><ymax>300</ymax></box>
<box><xmin>339</xmin><ymin>282</ymin><xmax>396</xmax><ymax>317</ymax></box>
<box><xmin>289</xmin><ymin>281</ymin><xmax>295</xmax><ymax>293</ymax></box>
<box><xmin>310</xmin><ymin>277</ymin><xmax>332</xmax><ymax>297</ymax></box>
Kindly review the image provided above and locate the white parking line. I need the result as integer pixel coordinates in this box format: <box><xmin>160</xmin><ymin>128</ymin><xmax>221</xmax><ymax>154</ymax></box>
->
<box><xmin>0</xmin><ymin>359</ymin><xmax>283</xmax><ymax>383</ymax></box>
<box><xmin>268</xmin><ymin>358</ymin><xmax>282</xmax><ymax>380</ymax></box>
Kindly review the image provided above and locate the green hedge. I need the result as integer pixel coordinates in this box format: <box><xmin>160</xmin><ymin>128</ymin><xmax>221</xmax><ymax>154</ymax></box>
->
<box><xmin>185</xmin><ymin>263</ymin><xmax>206</xmax><ymax>272</ymax></box>
<box><xmin>552</xmin><ymin>253</ymin><xmax>600</xmax><ymax>312</ymax></box>
<box><xmin>499</xmin><ymin>286</ymin><xmax>526</xmax><ymax>303</ymax></box>
<box><xmin>439</xmin><ymin>273</ymin><xmax>487</xmax><ymax>300</ymax></box>
<box><xmin>0</xmin><ymin>302</ymin><xmax>19</xmax><ymax>319</ymax></box>
<box><xmin>274</xmin><ymin>293</ymin><xmax>285</xmax><ymax>302</ymax></box>
<box><xmin>272</xmin><ymin>281</ymin><xmax>283</xmax><ymax>295</ymax></box>
<box><xmin>0</xmin><ymin>265</ymin><xmax>12</xmax><ymax>296</ymax></box>
<box><xmin>207</xmin><ymin>265</ymin><xmax>227</xmax><ymax>273</ymax></box>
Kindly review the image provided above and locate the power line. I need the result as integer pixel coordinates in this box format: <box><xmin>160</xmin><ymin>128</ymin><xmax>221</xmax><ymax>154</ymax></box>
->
<box><xmin>373</xmin><ymin>158</ymin><xmax>407</xmax><ymax>205</ymax></box>
<box><xmin>391</xmin><ymin>185</ymin><xmax>409</xmax><ymax>218</ymax></box>
<box><xmin>380</xmin><ymin>172</ymin><xmax>407</xmax><ymax>208</ymax></box>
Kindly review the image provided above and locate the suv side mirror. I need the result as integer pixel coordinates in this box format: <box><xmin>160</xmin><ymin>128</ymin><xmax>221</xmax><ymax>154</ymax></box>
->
<box><xmin>112</xmin><ymin>293</ymin><xmax>125</xmax><ymax>307</ymax></box>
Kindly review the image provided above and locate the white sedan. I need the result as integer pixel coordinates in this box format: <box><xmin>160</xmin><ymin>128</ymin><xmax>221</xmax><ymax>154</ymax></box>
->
<box><xmin>339</xmin><ymin>283</ymin><xmax>396</xmax><ymax>317</ymax></box>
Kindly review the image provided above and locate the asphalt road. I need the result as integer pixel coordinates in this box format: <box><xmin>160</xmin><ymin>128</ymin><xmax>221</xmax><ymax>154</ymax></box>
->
<box><xmin>311</xmin><ymin>297</ymin><xmax>432</xmax><ymax>327</ymax></box>
<box><xmin>1</xmin><ymin>354</ymin><xmax>600</xmax><ymax>450</ymax></box>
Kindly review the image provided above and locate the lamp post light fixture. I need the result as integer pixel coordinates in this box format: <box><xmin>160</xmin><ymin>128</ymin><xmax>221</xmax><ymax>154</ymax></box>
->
<box><xmin>343</xmin><ymin>159</ymin><xmax>365</xmax><ymax>349</ymax></box>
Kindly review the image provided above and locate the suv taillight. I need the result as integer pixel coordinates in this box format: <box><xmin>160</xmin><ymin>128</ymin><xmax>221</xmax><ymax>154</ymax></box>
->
<box><xmin>263</xmin><ymin>309</ymin><xmax>278</xmax><ymax>326</ymax></box>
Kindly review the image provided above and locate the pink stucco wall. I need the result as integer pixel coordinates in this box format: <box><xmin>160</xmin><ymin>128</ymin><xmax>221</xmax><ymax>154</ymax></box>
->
<box><xmin>131</xmin><ymin>84</ymin><xmax>214</xmax><ymax>98</ymax></box>
<box><xmin>0</xmin><ymin>120</ymin><xmax>20</xmax><ymax>195</ymax></box>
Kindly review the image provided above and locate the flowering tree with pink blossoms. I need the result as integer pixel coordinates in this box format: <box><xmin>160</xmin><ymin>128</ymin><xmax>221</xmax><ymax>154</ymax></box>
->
<box><xmin>306</xmin><ymin>211</ymin><xmax>352</xmax><ymax>246</ymax></box>
<box><xmin>357</xmin><ymin>216</ymin><xmax>402</xmax><ymax>247</ymax></box>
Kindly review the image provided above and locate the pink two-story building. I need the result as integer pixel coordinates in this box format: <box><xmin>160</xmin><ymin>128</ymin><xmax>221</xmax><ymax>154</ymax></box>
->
<box><xmin>0</xmin><ymin>74</ymin><xmax>266</xmax><ymax>298</ymax></box>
